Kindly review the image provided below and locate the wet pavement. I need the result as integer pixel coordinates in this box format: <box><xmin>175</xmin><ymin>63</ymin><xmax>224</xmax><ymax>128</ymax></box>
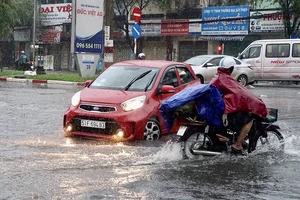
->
<box><xmin>0</xmin><ymin>81</ymin><xmax>300</xmax><ymax>199</ymax></box>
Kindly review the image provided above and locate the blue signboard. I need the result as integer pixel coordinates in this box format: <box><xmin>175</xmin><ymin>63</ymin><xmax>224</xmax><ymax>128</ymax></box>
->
<box><xmin>202</xmin><ymin>6</ymin><xmax>250</xmax><ymax>35</ymax></box>
<box><xmin>132</xmin><ymin>23</ymin><xmax>142</xmax><ymax>39</ymax></box>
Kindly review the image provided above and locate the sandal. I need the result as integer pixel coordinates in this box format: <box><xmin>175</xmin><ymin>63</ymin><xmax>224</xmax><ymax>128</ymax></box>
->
<box><xmin>231</xmin><ymin>145</ymin><xmax>247</xmax><ymax>156</ymax></box>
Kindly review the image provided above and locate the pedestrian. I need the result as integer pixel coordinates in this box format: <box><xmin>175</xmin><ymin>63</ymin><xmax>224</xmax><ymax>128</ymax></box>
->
<box><xmin>138</xmin><ymin>53</ymin><xmax>146</xmax><ymax>60</ymax></box>
<box><xmin>16</xmin><ymin>51</ymin><xmax>29</xmax><ymax>71</ymax></box>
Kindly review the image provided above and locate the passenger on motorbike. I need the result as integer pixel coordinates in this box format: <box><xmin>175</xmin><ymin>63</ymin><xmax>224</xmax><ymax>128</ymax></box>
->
<box><xmin>210</xmin><ymin>57</ymin><xmax>268</xmax><ymax>155</ymax></box>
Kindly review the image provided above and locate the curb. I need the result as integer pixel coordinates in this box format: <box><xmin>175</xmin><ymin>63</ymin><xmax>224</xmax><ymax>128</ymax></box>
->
<box><xmin>0</xmin><ymin>77</ymin><xmax>84</xmax><ymax>86</ymax></box>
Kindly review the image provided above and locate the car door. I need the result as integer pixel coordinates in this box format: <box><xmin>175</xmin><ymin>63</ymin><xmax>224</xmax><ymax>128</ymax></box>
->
<box><xmin>159</xmin><ymin>65</ymin><xmax>198</xmax><ymax>99</ymax></box>
<box><xmin>203</xmin><ymin>57</ymin><xmax>223</xmax><ymax>83</ymax></box>
<box><xmin>240</xmin><ymin>45</ymin><xmax>262</xmax><ymax>80</ymax></box>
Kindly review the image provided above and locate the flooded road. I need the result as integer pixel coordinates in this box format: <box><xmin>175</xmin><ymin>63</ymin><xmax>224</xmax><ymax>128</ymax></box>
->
<box><xmin>0</xmin><ymin>82</ymin><xmax>300</xmax><ymax>200</ymax></box>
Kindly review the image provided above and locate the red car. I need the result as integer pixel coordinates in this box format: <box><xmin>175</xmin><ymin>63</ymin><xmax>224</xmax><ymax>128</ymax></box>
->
<box><xmin>63</xmin><ymin>60</ymin><xmax>200</xmax><ymax>141</ymax></box>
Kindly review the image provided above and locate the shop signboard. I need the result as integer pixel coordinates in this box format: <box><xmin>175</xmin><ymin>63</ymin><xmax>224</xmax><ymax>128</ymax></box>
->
<box><xmin>161</xmin><ymin>20</ymin><xmax>189</xmax><ymax>36</ymax></box>
<box><xmin>250</xmin><ymin>10</ymin><xmax>288</xmax><ymax>33</ymax></box>
<box><xmin>41</xmin><ymin>3</ymin><xmax>72</xmax><ymax>26</ymax></box>
<box><xmin>202</xmin><ymin>6</ymin><xmax>250</xmax><ymax>35</ymax></box>
<box><xmin>128</xmin><ymin>20</ymin><xmax>161</xmax><ymax>36</ymax></box>
<box><xmin>189</xmin><ymin>19</ymin><xmax>202</xmax><ymax>35</ymax></box>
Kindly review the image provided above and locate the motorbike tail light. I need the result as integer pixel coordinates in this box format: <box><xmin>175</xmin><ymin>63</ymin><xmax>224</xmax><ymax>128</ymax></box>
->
<box><xmin>248</xmin><ymin>66</ymin><xmax>254</xmax><ymax>70</ymax></box>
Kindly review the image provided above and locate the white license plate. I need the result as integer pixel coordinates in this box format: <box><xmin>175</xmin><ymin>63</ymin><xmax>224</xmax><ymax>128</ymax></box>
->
<box><xmin>177</xmin><ymin>126</ymin><xmax>187</xmax><ymax>136</ymax></box>
<box><xmin>81</xmin><ymin>120</ymin><xmax>105</xmax><ymax>129</ymax></box>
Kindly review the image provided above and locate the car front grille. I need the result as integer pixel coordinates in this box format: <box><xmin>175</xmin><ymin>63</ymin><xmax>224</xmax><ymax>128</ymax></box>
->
<box><xmin>79</xmin><ymin>104</ymin><xmax>116</xmax><ymax>113</ymax></box>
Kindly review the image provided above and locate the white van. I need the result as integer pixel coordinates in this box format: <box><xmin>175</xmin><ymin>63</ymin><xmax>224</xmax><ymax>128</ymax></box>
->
<box><xmin>238</xmin><ymin>39</ymin><xmax>300</xmax><ymax>83</ymax></box>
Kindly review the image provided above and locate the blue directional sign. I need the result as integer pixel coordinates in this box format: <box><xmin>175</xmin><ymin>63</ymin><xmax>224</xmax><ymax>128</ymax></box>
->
<box><xmin>132</xmin><ymin>23</ymin><xmax>142</xmax><ymax>39</ymax></box>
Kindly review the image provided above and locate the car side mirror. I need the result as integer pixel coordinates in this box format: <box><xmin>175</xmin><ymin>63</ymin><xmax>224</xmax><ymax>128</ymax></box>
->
<box><xmin>206</xmin><ymin>63</ymin><xmax>214</xmax><ymax>67</ymax></box>
<box><xmin>84</xmin><ymin>80</ymin><xmax>92</xmax><ymax>87</ymax></box>
<box><xmin>161</xmin><ymin>85</ymin><xmax>175</xmax><ymax>94</ymax></box>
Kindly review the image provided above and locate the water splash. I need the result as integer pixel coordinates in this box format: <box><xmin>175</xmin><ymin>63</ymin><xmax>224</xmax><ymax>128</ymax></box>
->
<box><xmin>148</xmin><ymin>140</ymin><xmax>183</xmax><ymax>163</ymax></box>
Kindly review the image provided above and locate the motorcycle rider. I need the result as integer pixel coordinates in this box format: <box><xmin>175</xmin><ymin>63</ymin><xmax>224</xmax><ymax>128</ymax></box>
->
<box><xmin>210</xmin><ymin>57</ymin><xmax>268</xmax><ymax>155</ymax></box>
<box><xmin>16</xmin><ymin>51</ymin><xmax>29</xmax><ymax>71</ymax></box>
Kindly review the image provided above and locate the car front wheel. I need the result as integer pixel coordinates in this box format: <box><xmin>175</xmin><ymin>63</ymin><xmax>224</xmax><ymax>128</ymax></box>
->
<box><xmin>143</xmin><ymin>118</ymin><xmax>161</xmax><ymax>140</ymax></box>
<box><xmin>197</xmin><ymin>75</ymin><xmax>204</xmax><ymax>84</ymax></box>
<box><xmin>237</xmin><ymin>75</ymin><xmax>248</xmax><ymax>86</ymax></box>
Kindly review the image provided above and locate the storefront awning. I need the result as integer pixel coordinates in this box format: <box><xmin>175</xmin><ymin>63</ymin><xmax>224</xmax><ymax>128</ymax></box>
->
<box><xmin>198</xmin><ymin>36</ymin><xmax>246</xmax><ymax>41</ymax></box>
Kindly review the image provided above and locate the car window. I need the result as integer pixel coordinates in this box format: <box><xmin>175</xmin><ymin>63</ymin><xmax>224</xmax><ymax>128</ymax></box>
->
<box><xmin>90</xmin><ymin>66</ymin><xmax>159</xmax><ymax>91</ymax></box>
<box><xmin>162</xmin><ymin>68</ymin><xmax>179</xmax><ymax>87</ymax></box>
<box><xmin>242</xmin><ymin>46</ymin><xmax>261</xmax><ymax>58</ymax></box>
<box><xmin>292</xmin><ymin>43</ymin><xmax>300</xmax><ymax>57</ymax></box>
<box><xmin>266</xmin><ymin>44</ymin><xmax>290</xmax><ymax>58</ymax></box>
<box><xmin>177</xmin><ymin>66</ymin><xmax>195</xmax><ymax>85</ymax></box>
<box><xmin>208</xmin><ymin>57</ymin><xmax>223</xmax><ymax>67</ymax></box>
<box><xmin>184</xmin><ymin>56</ymin><xmax>211</xmax><ymax>66</ymax></box>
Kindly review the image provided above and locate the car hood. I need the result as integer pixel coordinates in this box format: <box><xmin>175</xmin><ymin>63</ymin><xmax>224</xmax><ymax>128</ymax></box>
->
<box><xmin>80</xmin><ymin>88</ymin><xmax>146</xmax><ymax>104</ymax></box>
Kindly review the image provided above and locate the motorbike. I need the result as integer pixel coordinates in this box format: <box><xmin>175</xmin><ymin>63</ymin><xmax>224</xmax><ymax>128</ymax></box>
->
<box><xmin>176</xmin><ymin>108</ymin><xmax>284</xmax><ymax>159</ymax></box>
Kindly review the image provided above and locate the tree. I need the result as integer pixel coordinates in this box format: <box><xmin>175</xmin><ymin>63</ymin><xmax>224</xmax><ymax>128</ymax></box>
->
<box><xmin>0</xmin><ymin>0</ymin><xmax>19</xmax><ymax>37</ymax></box>
<box><xmin>275</xmin><ymin>0</ymin><xmax>300</xmax><ymax>38</ymax></box>
<box><xmin>255</xmin><ymin>0</ymin><xmax>300</xmax><ymax>38</ymax></box>
<box><xmin>0</xmin><ymin>0</ymin><xmax>34</xmax><ymax>38</ymax></box>
<box><xmin>114</xmin><ymin>0</ymin><xmax>152</xmax><ymax>54</ymax></box>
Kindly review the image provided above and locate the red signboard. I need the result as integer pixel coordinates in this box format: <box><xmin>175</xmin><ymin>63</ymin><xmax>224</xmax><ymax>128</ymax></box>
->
<box><xmin>132</xmin><ymin>7</ymin><xmax>142</xmax><ymax>22</ymax></box>
<box><xmin>161</xmin><ymin>20</ymin><xmax>189</xmax><ymax>36</ymax></box>
<box><xmin>40</xmin><ymin>32</ymin><xmax>61</xmax><ymax>44</ymax></box>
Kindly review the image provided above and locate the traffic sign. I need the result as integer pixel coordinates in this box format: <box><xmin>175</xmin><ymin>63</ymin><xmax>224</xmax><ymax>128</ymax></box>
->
<box><xmin>132</xmin><ymin>7</ymin><xmax>142</xmax><ymax>22</ymax></box>
<box><xmin>132</xmin><ymin>23</ymin><xmax>142</xmax><ymax>39</ymax></box>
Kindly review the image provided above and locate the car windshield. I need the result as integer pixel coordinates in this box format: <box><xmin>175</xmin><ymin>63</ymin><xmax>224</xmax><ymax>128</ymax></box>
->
<box><xmin>89</xmin><ymin>66</ymin><xmax>159</xmax><ymax>91</ymax></box>
<box><xmin>184</xmin><ymin>56</ymin><xmax>211</xmax><ymax>66</ymax></box>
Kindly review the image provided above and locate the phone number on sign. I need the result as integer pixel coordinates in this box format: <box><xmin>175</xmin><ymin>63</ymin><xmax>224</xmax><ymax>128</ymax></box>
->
<box><xmin>76</xmin><ymin>43</ymin><xmax>102</xmax><ymax>49</ymax></box>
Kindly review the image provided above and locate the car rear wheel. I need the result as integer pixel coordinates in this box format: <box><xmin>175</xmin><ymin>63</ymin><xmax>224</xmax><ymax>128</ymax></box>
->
<box><xmin>237</xmin><ymin>75</ymin><xmax>248</xmax><ymax>86</ymax></box>
<box><xmin>143</xmin><ymin>118</ymin><xmax>161</xmax><ymax>140</ymax></box>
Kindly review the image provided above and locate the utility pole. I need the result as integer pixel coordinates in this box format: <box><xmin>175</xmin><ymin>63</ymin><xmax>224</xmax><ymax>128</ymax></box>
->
<box><xmin>33</xmin><ymin>0</ymin><xmax>36</xmax><ymax>67</ymax></box>
<box><xmin>104</xmin><ymin>0</ymin><xmax>114</xmax><ymax>37</ymax></box>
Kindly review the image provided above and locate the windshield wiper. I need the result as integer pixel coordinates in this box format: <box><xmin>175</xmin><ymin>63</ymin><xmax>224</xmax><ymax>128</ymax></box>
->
<box><xmin>124</xmin><ymin>70</ymin><xmax>152</xmax><ymax>91</ymax></box>
<box><xmin>144</xmin><ymin>71</ymin><xmax>157</xmax><ymax>91</ymax></box>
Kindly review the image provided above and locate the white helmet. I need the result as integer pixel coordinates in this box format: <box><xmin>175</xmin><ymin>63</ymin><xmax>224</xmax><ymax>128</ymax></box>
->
<box><xmin>219</xmin><ymin>57</ymin><xmax>236</xmax><ymax>69</ymax></box>
<box><xmin>138</xmin><ymin>53</ymin><xmax>145</xmax><ymax>58</ymax></box>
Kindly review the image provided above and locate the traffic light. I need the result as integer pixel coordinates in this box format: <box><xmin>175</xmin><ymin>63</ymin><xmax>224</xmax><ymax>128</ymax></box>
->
<box><xmin>217</xmin><ymin>44</ymin><xmax>223</xmax><ymax>54</ymax></box>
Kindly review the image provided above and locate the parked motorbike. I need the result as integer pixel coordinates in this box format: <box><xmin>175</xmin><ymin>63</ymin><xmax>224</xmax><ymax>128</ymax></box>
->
<box><xmin>176</xmin><ymin>108</ymin><xmax>284</xmax><ymax>159</ymax></box>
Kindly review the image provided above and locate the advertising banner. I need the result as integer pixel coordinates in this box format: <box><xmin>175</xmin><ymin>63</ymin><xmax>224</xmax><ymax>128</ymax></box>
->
<box><xmin>202</xmin><ymin>6</ymin><xmax>250</xmax><ymax>35</ymax></box>
<box><xmin>75</xmin><ymin>0</ymin><xmax>104</xmax><ymax>53</ymax></box>
<box><xmin>250</xmin><ymin>11</ymin><xmax>287</xmax><ymax>33</ymax></box>
<box><xmin>41</xmin><ymin>3</ymin><xmax>72</xmax><ymax>26</ymax></box>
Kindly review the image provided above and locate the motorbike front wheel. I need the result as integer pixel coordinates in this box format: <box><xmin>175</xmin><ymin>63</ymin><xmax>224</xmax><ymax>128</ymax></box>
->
<box><xmin>183</xmin><ymin>131</ymin><xmax>213</xmax><ymax>159</ymax></box>
<box><xmin>255</xmin><ymin>129</ymin><xmax>284</xmax><ymax>151</ymax></box>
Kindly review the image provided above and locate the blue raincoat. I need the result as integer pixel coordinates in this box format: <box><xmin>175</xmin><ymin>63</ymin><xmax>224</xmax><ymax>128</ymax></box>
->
<box><xmin>159</xmin><ymin>84</ymin><xmax>225</xmax><ymax>131</ymax></box>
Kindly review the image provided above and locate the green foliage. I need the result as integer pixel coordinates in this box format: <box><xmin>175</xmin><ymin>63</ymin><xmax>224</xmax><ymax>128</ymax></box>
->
<box><xmin>219</xmin><ymin>0</ymin><xmax>255</xmax><ymax>6</ymax></box>
<box><xmin>0</xmin><ymin>0</ymin><xmax>34</xmax><ymax>37</ymax></box>
<box><xmin>0</xmin><ymin>0</ymin><xmax>19</xmax><ymax>37</ymax></box>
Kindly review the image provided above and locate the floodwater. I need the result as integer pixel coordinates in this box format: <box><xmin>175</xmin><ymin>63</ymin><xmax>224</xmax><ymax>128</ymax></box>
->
<box><xmin>0</xmin><ymin>81</ymin><xmax>300</xmax><ymax>200</ymax></box>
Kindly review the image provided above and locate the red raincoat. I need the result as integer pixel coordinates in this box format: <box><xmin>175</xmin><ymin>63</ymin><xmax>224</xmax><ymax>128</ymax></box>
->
<box><xmin>210</xmin><ymin>67</ymin><xmax>268</xmax><ymax>118</ymax></box>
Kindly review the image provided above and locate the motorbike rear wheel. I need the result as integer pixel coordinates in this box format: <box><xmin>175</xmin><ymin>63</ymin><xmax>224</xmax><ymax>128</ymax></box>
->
<box><xmin>255</xmin><ymin>129</ymin><xmax>284</xmax><ymax>151</ymax></box>
<box><xmin>183</xmin><ymin>131</ymin><xmax>213</xmax><ymax>159</ymax></box>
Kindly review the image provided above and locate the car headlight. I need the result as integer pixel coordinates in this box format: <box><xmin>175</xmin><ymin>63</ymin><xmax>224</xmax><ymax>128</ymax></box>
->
<box><xmin>71</xmin><ymin>91</ymin><xmax>81</xmax><ymax>107</ymax></box>
<box><xmin>121</xmin><ymin>95</ymin><xmax>146</xmax><ymax>111</ymax></box>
